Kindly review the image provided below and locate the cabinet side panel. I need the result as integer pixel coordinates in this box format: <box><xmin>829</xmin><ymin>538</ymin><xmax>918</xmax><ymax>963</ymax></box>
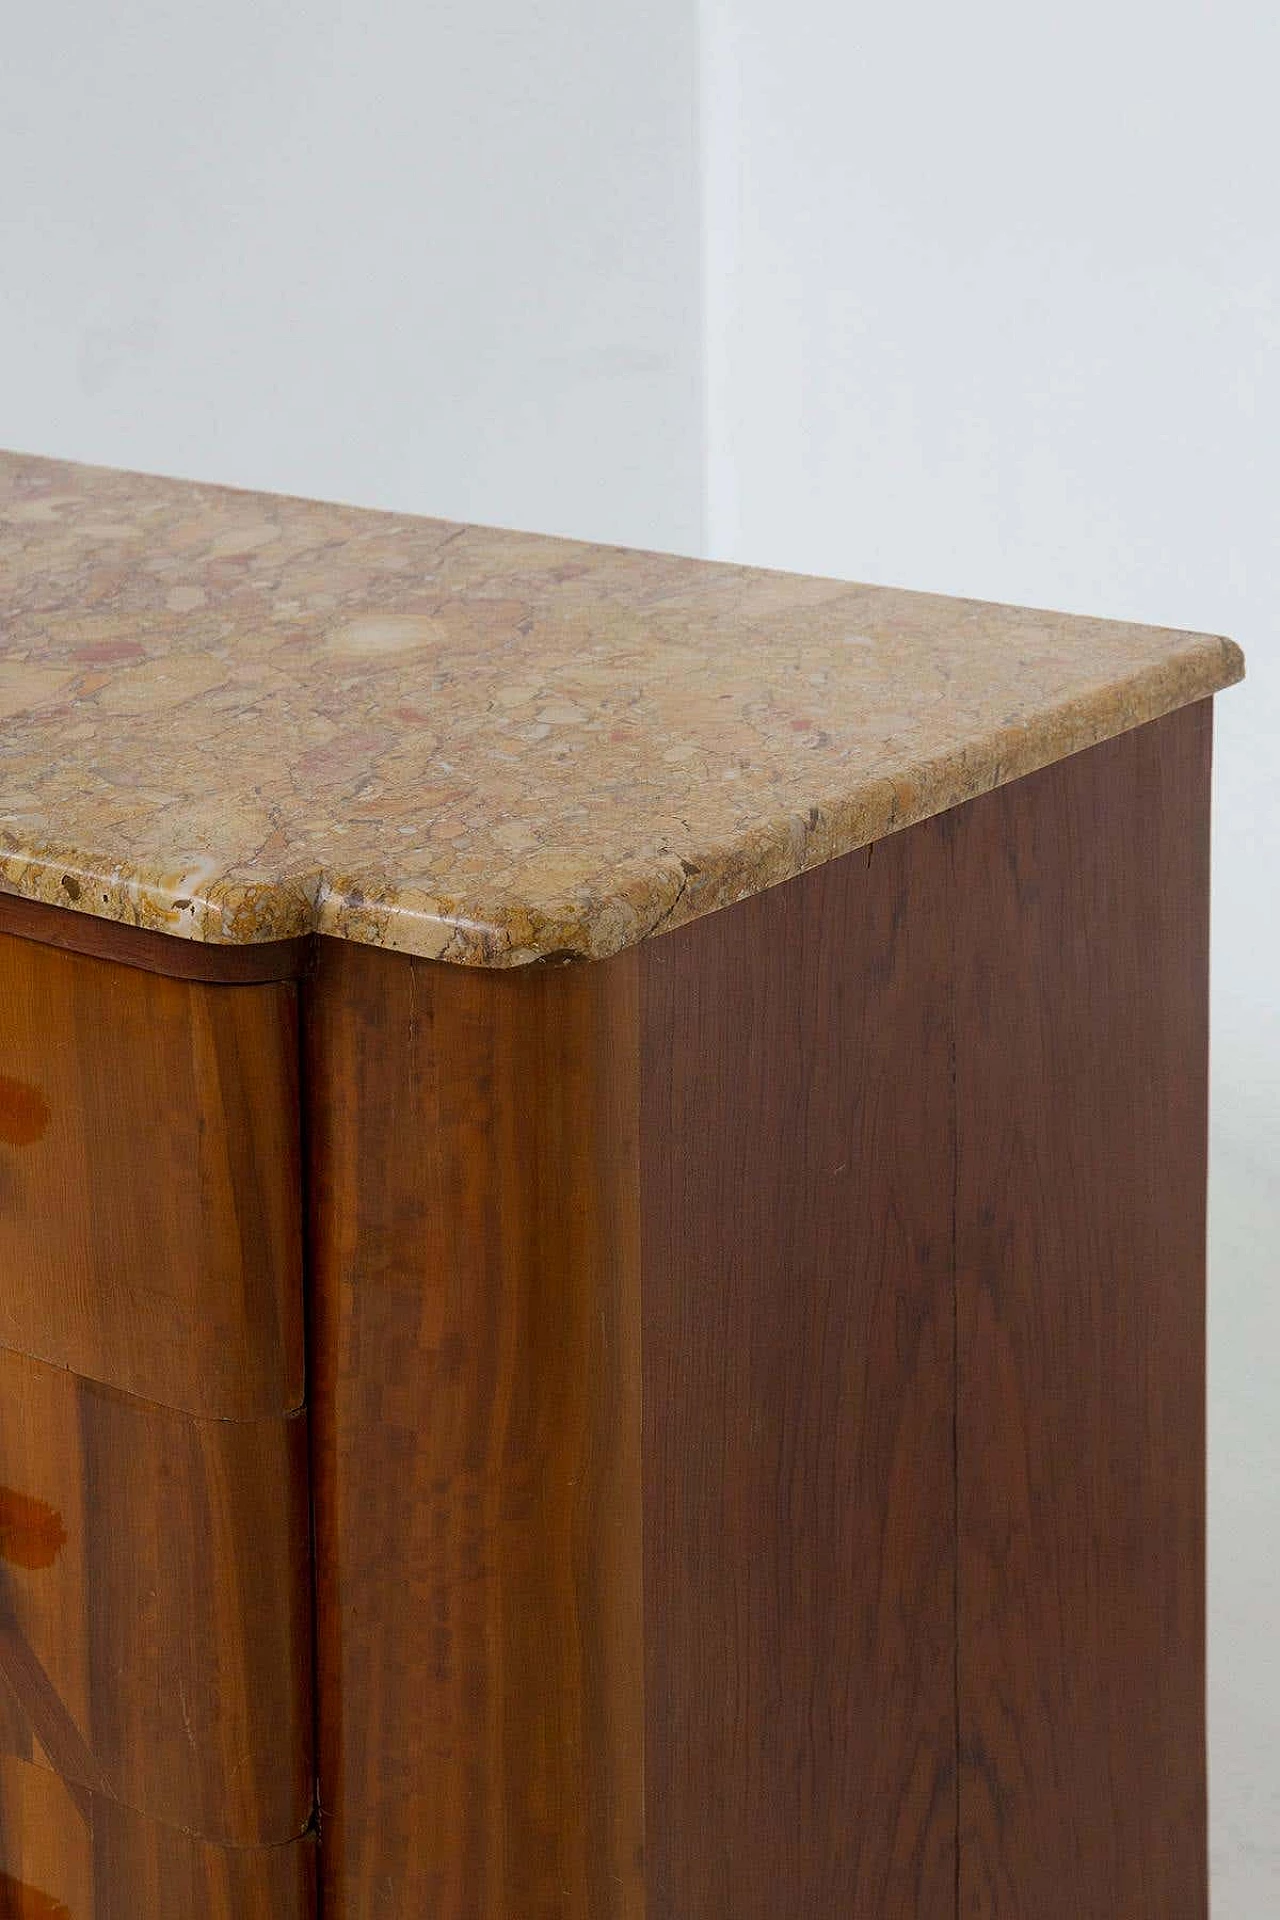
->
<box><xmin>305</xmin><ymin>942</ymin><xmax>644</xmax><ymax>1920</ymax></box>
<box><xmin>639</xmin><ymin>827</ymin><xmax>958</xmax><ymax>1917</ymax></box>
<box><xmin>952</xmin><ymin>703</ymin><xmax>1210</xmax><ymax>1917</ymax></box>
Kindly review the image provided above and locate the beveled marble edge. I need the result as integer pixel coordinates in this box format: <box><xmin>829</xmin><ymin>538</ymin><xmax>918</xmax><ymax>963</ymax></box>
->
<box><xmin>0</xmin><ymin>635</ymin><xmax>1242</xmax><ymax>966</ymax></box>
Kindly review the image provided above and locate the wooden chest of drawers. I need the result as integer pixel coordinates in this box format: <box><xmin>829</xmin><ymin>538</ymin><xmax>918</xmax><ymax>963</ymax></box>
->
<box><xmin>0</xmin><ymin>451</ymin><xmax>1242</xmax><ymax>1917</ymax></box>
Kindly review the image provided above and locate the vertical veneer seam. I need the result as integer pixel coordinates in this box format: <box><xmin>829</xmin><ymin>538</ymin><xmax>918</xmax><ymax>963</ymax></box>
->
<box><xmin>294</xmin><ymin>938</ymin><xmax>325</xmax><ymax>1917</ymax></box>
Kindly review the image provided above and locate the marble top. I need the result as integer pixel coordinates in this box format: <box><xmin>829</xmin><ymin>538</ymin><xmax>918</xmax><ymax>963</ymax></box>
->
<box><xmin>0</xmin><ymin>451</ymin><xmax>1242</xmax><ymax>965</ymax></box>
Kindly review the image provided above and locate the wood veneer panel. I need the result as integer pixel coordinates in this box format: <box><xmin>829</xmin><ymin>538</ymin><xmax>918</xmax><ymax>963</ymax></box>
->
<box><xmin>0</xmin><ymin>1348</ymin><xmax>313</xmax><ymax>1849</ymax></box>
<box><xmin>0</xmin><ymin>933</ymin><xmax>303</xmax><ymax>1417</ymax></box>
<box><xmin>952</xmin><ymin>703</ymin><xmax>1210</xmax><ymax>1916</ymax></box>
<box><xmin>306</xmin><ymin>940</ymin><xmax>644</xmax><ymax>1919</ymax></box>
<box><xmin>0</xmin><ymin>895</ymin><xmax>310</xmax><ymax>983</ymax></box>
<box><xmin>0</xmin><ymin>1755</ymin><xmax>315</xmax><ymax>1920</ymax></box>
<box><xmin>638</xmin><ymin>827</ymin><xmax>958</xmax><ymax>1915</ymax></box>
<box><xmin>302</xmin><ymin>704</ymin><xmax>1214</xmax><ymax>1913</ymax></box>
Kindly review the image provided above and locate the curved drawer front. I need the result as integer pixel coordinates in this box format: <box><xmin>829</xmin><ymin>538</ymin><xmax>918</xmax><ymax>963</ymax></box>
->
<box><xmin>0</xmin><ymin>1756</ymin><xmax>315</xmax><ymax>1920</ymax></box>
<box><xmin>0</xmin><ymin>930</ymin><xmax>303</xmax><ymax>1419</ymax></box>
<box><xmin>0</xmin><ymin>1348</ymin><xmax>313</xmax><ymax>1848</ymax></box>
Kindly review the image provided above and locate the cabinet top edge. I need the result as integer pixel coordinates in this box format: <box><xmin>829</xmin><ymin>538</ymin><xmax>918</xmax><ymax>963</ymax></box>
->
<box><xmin>0</xmin><ymin>449</ymin><xmax>1243</xmax><ymax>967</ymax></box>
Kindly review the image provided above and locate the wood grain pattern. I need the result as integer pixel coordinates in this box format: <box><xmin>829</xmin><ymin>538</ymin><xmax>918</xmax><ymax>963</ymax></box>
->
<box><xmin>0</xmin><ymin>896</ymin><xmax>311</xmax><ymax>984</ymax></box>
<box><xmin>0</xmin><ymin>1347</ymin><xmax>313</xmax><ymax>1848</ymax></box>
<box><xmin>0</xmin><ymin>931</ymin><xmax>304</xmax><ymax>1417</ymax></box>
<box><xmin>0</xmin><ymin>1756</ymin><xmax>315</xmax><ymax>1920</ymax></box>
<box><xmin>0</xmin><ymin>701</ymin><xmax>1211</xmax><ymax>1911</ymax></box>
<box><xmin>639</xmin><ymin>823</ymin><xmax>958</xmax><ymax>1917</ymax></box>
<box><xmin>952</xmin><ymin>702</ymin><xmax>1211</xmax><ymax>1916</ymax></box>
<box><xmin>306</xmin><ymin>939</ymin><xmax>644</xmax><ymax>1920</ymax></box>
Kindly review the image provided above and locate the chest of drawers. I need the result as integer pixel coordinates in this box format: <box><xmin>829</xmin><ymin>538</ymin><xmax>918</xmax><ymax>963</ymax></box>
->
<box><xmin>0</xmin><ymin>451</ymin><xmax>1242</xmax><ymax>1917</ymax></box>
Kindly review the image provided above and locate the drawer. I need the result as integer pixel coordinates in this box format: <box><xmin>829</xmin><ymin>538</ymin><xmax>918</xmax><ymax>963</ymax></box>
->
<box><xmin>0</xmin><ymin>1347</ymin><xmax>312</xmax><ymax>1848</ymax></box>
<box><xmin>0</xmin><ymin>931</ymin><xmax>303</xmax><ymax>1418</ymax></box>
<box><xmin>0</xmin><ymin>1755</ymin><xmax>315</xmax><ymax>1920</ymax></box>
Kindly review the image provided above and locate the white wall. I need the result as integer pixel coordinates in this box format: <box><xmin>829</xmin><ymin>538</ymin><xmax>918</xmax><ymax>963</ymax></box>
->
<box><xmin>701</xmin><ymin>1</ymin><xmax>1279</xmax><ymax>1909</ymax></box>
<box><xmin>0</xmin><ymin>1</ymin><xmax>703</xmax><ymax>551</ymax></box>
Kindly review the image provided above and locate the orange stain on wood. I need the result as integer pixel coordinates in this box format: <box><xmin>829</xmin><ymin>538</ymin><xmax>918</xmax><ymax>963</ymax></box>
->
<box><xmin>0</xmin><ymin>1078</ymin><xmax>50</xmax><ymax>1146</ymax></box>
<box><xmin>0</xmin><ymin>1875</ymin><xmax>72</xmax><ymax>1920</ymax></box>
<box><xmin>0</xmin><ymin>1488</ymin><xmax>67</xmax><ymax>1570</ymax></box>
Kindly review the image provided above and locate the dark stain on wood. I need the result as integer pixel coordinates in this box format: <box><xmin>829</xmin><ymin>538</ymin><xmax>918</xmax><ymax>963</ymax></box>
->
<box><xmin>0</xmin><ymin>1492</ymin><xmax>66</xmax><ymax>1572</ymax></box>
<box><xmin>0</xmin><ymin>1081</ymin><xmax>48</xmax><ymax>1149</ymax></box>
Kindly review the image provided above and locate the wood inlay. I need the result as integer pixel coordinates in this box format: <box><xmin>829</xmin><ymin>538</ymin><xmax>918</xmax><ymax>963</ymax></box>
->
<box><xmin>0</xmin><ymin>1348</ymin><xmax>313</xmax><ymax>1849</ymax></box>
<box><xmin>952</xmin><ymin>702</ymin><xmax>1210</xmax><ymax>1916</ymax></box>
<box><xmin>306</xmin><ymin>940</ymin><xmax>644</xmax><ymax>1919</ymax></box>
<box><xmin>0</xmin><ymin>932</ymin><xmax>304</xmax><ymax>1418</ymax></box>
<box><xmin>0</xmin><ymin>1755</ymin><xmax>315</xmax><ymax>1920</ymax></box>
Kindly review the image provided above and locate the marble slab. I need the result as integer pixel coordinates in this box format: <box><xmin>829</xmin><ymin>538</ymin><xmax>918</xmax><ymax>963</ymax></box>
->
<box><xmin>0</xmin><ymin>452</ymin><xmax>1242</xmax><ymax>964</ymax></box>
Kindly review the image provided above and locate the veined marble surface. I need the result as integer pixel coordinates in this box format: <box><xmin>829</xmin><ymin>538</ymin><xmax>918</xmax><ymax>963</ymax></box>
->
<box><xmin>0</xmin><ymin>451</ymin><xmax>1243</xmax><ymax>964</ymax></box>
